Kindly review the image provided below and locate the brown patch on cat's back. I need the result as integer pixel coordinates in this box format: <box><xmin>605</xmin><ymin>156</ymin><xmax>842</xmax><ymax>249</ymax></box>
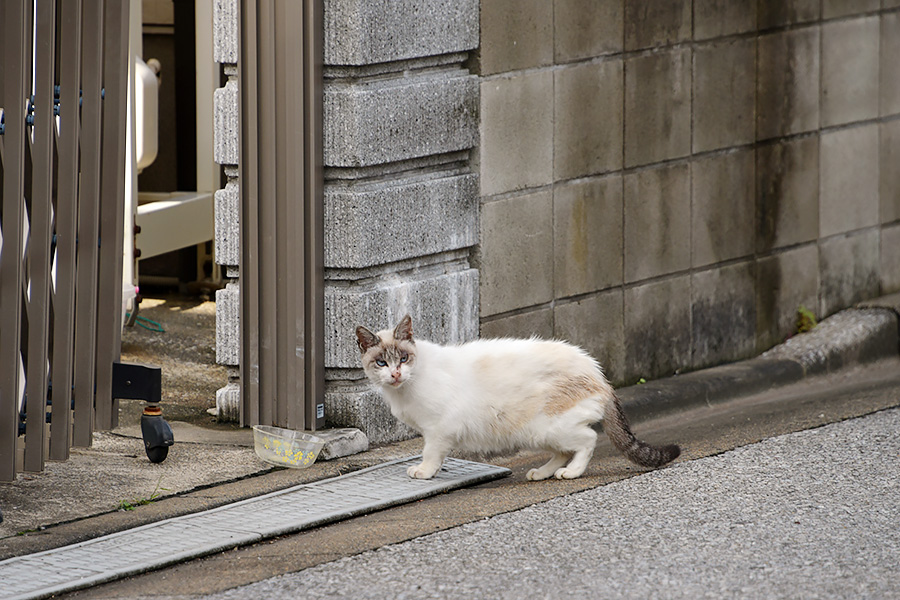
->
<box><xmin>544</xmin><ymin>374</ymin><xmax>609</xmax><ymax>416</ymax></box>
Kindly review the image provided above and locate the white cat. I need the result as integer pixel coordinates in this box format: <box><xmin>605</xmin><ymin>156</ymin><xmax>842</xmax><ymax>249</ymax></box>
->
<box><xmin>356</xmin><ymin>315</ymin><xmax>680</xmax><ymax>480</ymax></box>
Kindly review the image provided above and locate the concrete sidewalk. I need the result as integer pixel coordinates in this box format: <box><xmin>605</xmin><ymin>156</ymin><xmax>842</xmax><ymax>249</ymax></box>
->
<box><xmin>1</xmin><ymin>294</ymin><xmax>898</xmax><ymax>564</ymax></box>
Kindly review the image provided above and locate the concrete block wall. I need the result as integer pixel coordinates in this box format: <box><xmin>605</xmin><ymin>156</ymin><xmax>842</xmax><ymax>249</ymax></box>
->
<box><xmin>211</xmin><ymin>0</ymin><xmax>900</xmax><ymax>441</ymax></box>
<box><xmin>476</xmin><ymin>1</ymin><xmax>900</xmax><ymax>385</ymax></box>
<box><xmin>212</xmin><ymin>0</ymin><xmax>481</xmax><ymax>443</ymax></box>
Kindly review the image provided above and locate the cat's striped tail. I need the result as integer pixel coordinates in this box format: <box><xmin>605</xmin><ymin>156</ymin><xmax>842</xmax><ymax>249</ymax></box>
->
<box><xmin>604</xmin><ymin>394</ymin><xmax>680</xmax><ymax>468</ymax></box>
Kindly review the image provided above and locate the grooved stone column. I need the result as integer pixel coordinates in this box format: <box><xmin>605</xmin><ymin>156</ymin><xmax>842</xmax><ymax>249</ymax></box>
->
<box><xmin>212</xmin><ymin>0</ymin><xmax>240</xmax><ymax>420</ymax></box>
<box><xmin>322</xmin><ymin>0</ymin><xmax>480</xmax><ymax>443</ymax></box>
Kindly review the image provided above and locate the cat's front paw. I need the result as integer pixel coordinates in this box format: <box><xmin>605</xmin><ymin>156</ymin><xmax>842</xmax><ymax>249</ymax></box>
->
<box><xmin>526</xmin><ymin>468</ymin><xmax>552</xmax><ymax>481</ymax></box>
<box><xmin>407</xmin><ymin>463</ymin><xmax>438</xmax><ymax>479</ymax></box>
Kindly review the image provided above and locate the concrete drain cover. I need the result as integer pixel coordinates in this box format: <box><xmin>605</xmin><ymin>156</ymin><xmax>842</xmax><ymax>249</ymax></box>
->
<box><xmin>0</xmin><ymin>456</ymin><xmax>509</xmax><ymax>600</ymax></box>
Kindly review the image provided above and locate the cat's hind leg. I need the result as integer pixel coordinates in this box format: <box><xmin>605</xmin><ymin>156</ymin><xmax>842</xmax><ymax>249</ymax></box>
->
<box><xmin>554</xmin><ymin>446</ymin><xmax>594</xmax><ymax>479</ymax></box>
<box><xmin>554</xmin><ymin>426</ymin><xmax>597</xmax><ymax>479</ymax></box>
<box><xmin>527</xmin><ymin>452</ymin><xmax>571</xmax><ymax>481</ymax></box>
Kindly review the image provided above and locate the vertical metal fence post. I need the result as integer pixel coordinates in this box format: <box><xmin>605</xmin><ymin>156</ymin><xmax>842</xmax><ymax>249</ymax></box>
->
<box><xmin>0</xmin><ymin>0</ymin><xmax>29</xmax><ymax>481</ymax></box>
<box><xmin>255</xmin><ymin>0</ymin><xmax>277</xmax><ymax>428</ymax></box>
<box><xmin>273</xmin><ymin>0</ymin><xmax>303</xmax><ymax>428</ymax></box>
<box><xmin>239</xmin><ymin>0</ymin><xmax>261</xmax><ymax>427</ymax></box>
<box><xmin>239</xmin><ymin>0</ymin><xmax>324</xmax><ymax>432</ymax></box>
<box><xmin>50</xmin><ymin>0</ymin><xmax>84</xmax><ymax>461</ymax></box>
<box><xmin>72</xmin><ymin>0</ymin><xmax>105</xmax><ymax>447</ymax></box>
<box><xmin>303</xmin><ymin>0</ymin><xmax>325</xmax><ymax>430</ymax></box>
<box><xmin>94</xmin><ymin>0</ymin><xmax>130</xmax><ymax>431</ymax></box>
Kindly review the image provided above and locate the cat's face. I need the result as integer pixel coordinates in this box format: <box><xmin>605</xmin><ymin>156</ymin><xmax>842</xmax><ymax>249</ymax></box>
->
<box><xmin>356</xmin><ymin>315</ymin><xmax>417</xmax><ymax>389</ymax></box>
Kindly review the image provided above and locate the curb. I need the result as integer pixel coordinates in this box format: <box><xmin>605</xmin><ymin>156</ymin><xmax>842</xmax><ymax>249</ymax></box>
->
<box><xmin>620</xmin><ymin>306</ymin><xmax>900</xmax><ymax>424</ymax></box>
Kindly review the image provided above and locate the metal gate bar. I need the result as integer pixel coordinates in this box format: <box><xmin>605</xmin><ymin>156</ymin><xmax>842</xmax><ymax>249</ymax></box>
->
<box><xmin>72</xmin><ymin>0</ymin><xmax>106</xmax><ymax>449</ymax></box>
<box><xmin>302</xmin><ymin>0</ymin><xmax>325</xmax><ymax>428</ymax></box>
<box><xmin>23</xmin><ymin>0</ymin><xmax>56</xmax><ymax>473</ymax></box>
<box><xmin>49</xmin><ymin>0</ymin><xmax>83</xmax><ymax>462</ymax></box>
<box><xmin>0</xmin><ymin>0</ymin><xmax>30</xmax><ymax>482</ymax></box>
<box><xmin>93</xmin><ymin>0</ymin><xmax>130</xmax><ymax>432</ymax></box>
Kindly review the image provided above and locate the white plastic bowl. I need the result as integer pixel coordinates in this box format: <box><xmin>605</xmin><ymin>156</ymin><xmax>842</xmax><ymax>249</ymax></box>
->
<box><xmin>252</xmin><ymin>425</ymin><xmax>324</xmax><ymax>469</ymax></box>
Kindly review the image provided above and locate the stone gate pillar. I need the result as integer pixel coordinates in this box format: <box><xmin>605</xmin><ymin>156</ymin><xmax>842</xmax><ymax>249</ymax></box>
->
<box><xmin>212</xmin><ymin>0</ymin><xmax>481</xmax><ymax>443</ymax></box>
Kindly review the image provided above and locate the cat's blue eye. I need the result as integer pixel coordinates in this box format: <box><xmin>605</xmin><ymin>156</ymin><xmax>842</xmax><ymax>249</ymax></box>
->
<box><xmin>400</xmin><ymin>354</ymin><xmax>408</xmax><ymax>363</ymax></box>
<box><xmin>375</xmin><ymin>359</ymin><xmax>387</xmax><ymax>367</ymax></box>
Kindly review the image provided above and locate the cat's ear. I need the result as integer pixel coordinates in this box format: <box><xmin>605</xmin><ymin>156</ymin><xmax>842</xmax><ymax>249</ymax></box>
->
<box><xmin>394</xmin><ymin>314</ymin><xmax>413</xmax><ymax>342</ymax></box>
<box><xmin>355</xmin><ymin>326</ymin><xmax>380</xmax><ymax>353</ymax></box>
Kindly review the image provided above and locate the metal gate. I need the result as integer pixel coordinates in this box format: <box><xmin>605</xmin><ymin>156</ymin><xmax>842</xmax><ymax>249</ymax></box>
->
<box><xmin>238</xmin><ymin>0</ymin><xmax>325</xmax><ymax>431</ymax></box>
<box><xmin>0</xmin><ymin>0</ymin><xmax>131</xmax><ymax>481</ymax></box>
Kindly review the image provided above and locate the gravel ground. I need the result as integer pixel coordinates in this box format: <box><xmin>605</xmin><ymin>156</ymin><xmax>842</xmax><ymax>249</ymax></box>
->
<box><xmin>120</xmin><ymin>293</ymin><xmax>229</xmax><ymax>428</ymax></box>
<box><xmin>212</xmin><ymin>407</ymin><xmax>900</xmax><ymax>600</ymax></box>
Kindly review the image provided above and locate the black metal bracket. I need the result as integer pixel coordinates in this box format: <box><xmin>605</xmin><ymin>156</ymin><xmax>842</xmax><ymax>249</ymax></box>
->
<box><xmin>112</xmin><ymin>362</ymin><xmax>162</xmax><ymax>403</ymax></box>
<box><xmin>113</xmin><ymin>362</ymin><xmax>173</xmax><ymax>463</ymax></box>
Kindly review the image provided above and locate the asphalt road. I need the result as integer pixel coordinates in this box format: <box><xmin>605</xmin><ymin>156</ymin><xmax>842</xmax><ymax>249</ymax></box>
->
<box><xmin>216</xmin><ymin>407</ymin><xmax>900</xmax><ymax>600</ymax></box>
<box><xmin>70</xmin><ymin>358</ymin><xmax>900</xmax><ymax>599</ymax></box>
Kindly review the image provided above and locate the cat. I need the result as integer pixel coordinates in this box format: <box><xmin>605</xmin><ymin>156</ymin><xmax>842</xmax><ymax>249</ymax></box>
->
<box><xmin>355</xmin><ymin>315</ymin><xmax>680</xmax><ymax>480</ymax></box>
